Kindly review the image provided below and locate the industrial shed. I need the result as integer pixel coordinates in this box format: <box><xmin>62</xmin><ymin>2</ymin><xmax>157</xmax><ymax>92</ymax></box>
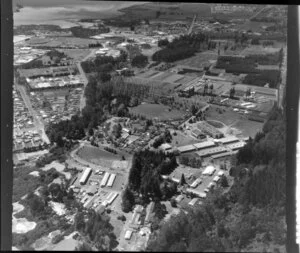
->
<box><xmin>107</xmin><ymin>174</ymin><xmax>116</xmax><ymax>187</ymax></box>
<box><xmin>100</xmin><ymin>172</ymin><xmax>110</xmax><ymax>187</ymax></box>
<box><xmin>79</xmin><ymin>167</ymin><xmax>92</xmax><ymax>185</ymax></box>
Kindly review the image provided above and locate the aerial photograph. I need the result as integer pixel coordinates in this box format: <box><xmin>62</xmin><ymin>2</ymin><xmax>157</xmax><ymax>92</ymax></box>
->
<box><xmin>12</xmin><ymin>1</ymin><xmax>287</xmax><ymax>252</ymax></box>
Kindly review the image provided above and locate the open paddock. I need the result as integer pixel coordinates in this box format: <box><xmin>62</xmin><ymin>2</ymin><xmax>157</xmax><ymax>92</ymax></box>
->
<box><xmin>59</xmin><ymin>49</ymin><xmax>92</xmax><ymax>61</ymax></box>
<box><xmin>240</xmin><ymin>45</ymin><xmax>281</xmax><ymax>56</ymax></box>
<box><xmin>173</xmin><ymin>52</ymin><xmax>218</xmax><ymax>69</ymax></box>
<box><xmin>76</xmin><ymin>145</ymin><xmax>122</xmax><ymax>164</ymax></box>
<box><xmin>231</xmin><ymin>119</ymin><xmax>264</xmax><ymax>138</ymax></box>
<box><xmin>170</xmin><ymin>130</ymin><xmax>199</xmax><ymax>147</ymax></box>
<box><xmin>129</xmin><ymin>103</ymin><xmax>186</xmax><ymax>121</ymax></box>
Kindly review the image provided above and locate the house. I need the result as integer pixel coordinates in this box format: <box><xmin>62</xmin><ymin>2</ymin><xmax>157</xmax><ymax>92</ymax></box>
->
<box><xmin>202</xmin><ymin>165</ymin><xmax>216</xmax><ymax>176</ymax></box>
<box><xmin>160</xmin><ymin>143</ymin><xmax>172</xmax><ymax>151</ymax></box>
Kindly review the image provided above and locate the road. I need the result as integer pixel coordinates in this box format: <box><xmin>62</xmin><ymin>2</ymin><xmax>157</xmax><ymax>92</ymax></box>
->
<box><xmin>249</xmin><ymin>5</ymin><xmax>271</xmax><ymax>20</ymax></box>
<box><xmin>278</xmin><ymin>47</ymin><xmax>287</xmax><ymax>110</ymax></box>
<box><xmin>15</xmin><ymin>82</ymin><xmax>50</xmax><ymax>144</ymax></box>
<box><xmin>76</xmin><ymin>49</ymin><xmax>97</xmax><ymax>112</ymax></box>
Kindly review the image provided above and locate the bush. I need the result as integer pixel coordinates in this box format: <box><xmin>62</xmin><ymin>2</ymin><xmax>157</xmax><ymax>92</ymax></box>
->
<box><xmin>52</xmin><ymin>234</ymin><xmax>64</xmax><ymax>244</ymax></box>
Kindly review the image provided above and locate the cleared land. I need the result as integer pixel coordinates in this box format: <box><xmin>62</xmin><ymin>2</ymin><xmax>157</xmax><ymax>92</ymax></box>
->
<box><xmin>76</xmin><ymin>145</ymin><xmax>122</xmax><ymax>163</ymax></box>
<box><xmin>174</xmin><ymin>52</ymin><xmax>218</xmax><ymax>68</ymax></box>
<box><xmin>129</xmin><ymin>103</ymin><xmax>186</xmax><ymax>120</ymax></box>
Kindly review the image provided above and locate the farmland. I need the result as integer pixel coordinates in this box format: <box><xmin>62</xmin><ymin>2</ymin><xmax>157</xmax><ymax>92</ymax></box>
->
<box><xmin>129</xmin><ymin>103</ymin><xmax>186</xmax><ymax>121</ymax></box>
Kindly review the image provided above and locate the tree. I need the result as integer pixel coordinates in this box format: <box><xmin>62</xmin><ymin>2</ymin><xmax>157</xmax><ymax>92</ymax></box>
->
<box><xmin>180</xmin><ymin>173</ymin><xmax>186</xmax><ymax>185</ymax></box>
<box><xmin>220</xmin><ymin>176</ymin><xmax>229</xmax><ymax>188</ymax></box>
<box><xmin>209</xmin><ymin>84</ymin><xmax>214</xmax><ymax>95</ymax></box>
<box><xmin>245</xmin><ymin>88</ymin><xmax>251</xmax><ymax>97</ymax></box>
<box><xmin>131</xmin><ymin>54</ymin><xmax>148</xmax><ymax>68</ymax></box>
<box><xmin>190</xmin><ymin>105</ymin><xmax>197</xmax><ymax>115</ymax></box>
<box><xmin>229</xmin><ymin>87</ymin><xmax>235</xmax><ymax>98</ymax></box>
<box><xmin>88</xmin><ymin>128</ymin><xmax>94</xmax><ymax>136</ymax></box>
<box><xmin>170</xmin><ymin>198</ymin><xmax>177</xmax><ymax>207</ymax></box>
<box><xmin>76</xmin><ymin>242</ymin><xmax>93</xmax><ymax>251</ymax></box>
<box><xmin>121</xmin><ymin>187</ymin><xmax>135</xmax><ymax>213</ymax></box>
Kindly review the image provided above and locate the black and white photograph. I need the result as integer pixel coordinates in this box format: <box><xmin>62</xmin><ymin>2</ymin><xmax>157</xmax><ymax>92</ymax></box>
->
<box><xmin>1</xmin><ymin>1</ymin><xmax>299</xmax><ymax>252</ymax></box>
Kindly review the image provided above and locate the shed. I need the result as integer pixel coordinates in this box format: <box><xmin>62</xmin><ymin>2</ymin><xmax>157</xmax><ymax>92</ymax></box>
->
<box><xmin>125</xmin><ymin>230</ymin><xmax>133</xmax><ymax>240</ymax></box>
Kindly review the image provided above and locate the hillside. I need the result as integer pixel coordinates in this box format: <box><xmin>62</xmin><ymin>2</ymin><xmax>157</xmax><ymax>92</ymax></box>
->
<box><xmin>147</xmin><ymin>106</ymin><xmax>286</xmax><ymax>252</ymax></box>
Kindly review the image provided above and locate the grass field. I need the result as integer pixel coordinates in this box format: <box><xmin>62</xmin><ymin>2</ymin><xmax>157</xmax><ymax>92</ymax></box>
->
<box><xmin>231</xmin><ymin>119</ymin><xmax>263</xmax><ymax>138</ymax></box>
<box><xmin>77</xmin><ymin>145</ymin><xmax>121</xmax><ymax>164</ymax></box>
<box><xmin>129</xmin><ymin>103</ymin><xmax>186</xmax><ymax>120</ymax></box>
<box><xmin>170</xmin><ymin>130</ymin><xmax>199</xmax><ymax>147</ymax></box>
<box><xmin>59</xmin><ymin>49</ymin><xmax>92</xmax><ymax>61</ymax></box>
<box><xmin>174</xmin><ymin>52</ymin><xmax>218</xmax><ymax>68</ymax></box>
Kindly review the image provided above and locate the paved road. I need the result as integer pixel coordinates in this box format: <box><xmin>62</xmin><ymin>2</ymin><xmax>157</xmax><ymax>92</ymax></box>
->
<box><xmin>76</xmin><ymin>49</ymin><xmax>97</xmax><ymax>112</ymax></box>
<box><xmin>15</xmin><ymin>82</ymin><xmax>50</xmax><ymax>144</ymax></box>
<box><xmin>249</xmin><ymin>5</ymin><xmax>270</xmax><ymax>20</ymax></box>
<box><xmin>278</xmin><ymin>47</ymin><xmax>287</xmax><ymax>109</ymax></box>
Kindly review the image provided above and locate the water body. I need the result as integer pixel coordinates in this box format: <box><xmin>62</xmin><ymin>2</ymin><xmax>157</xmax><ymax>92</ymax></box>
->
<box><xmin>13</xmin><ymin>0</ymin><xmax>146</xmax><ymax>28</ymax></box>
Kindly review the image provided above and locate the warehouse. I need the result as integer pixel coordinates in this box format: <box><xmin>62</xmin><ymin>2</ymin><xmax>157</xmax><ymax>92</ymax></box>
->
<box><xmin>107</xmin><ymin>174</ymin><xmax>116</xmax><ymax>187</ymax></box>
<box><xmin>186</xmin><ymin>188</ymin><xmax>207</xmax><ymax>199</ymax></box>
<box><xmin>211</xmin><ymin>151</ymin><xmax>233</xmax><ymax>159</ymax></box>
<box><xmin>79</xmin><ymin>167</ymin><xmax>92</xmax><ymax>185</ymax></box>
<box><xmin>188</xmin><ymin>198</ymin><xmax>199</xmax><ymax>206</ymax></box>
<box><xmin>145</xmin><ymin>201</ymin><xmax>155</xmax><ymax>224</ymax></box>
<box><xmin>193</xmin><ymin>140</ymin><xmax>216</xmax><ymax>150</ymax></box>
<box><xmin>106</xmin><ymin>192</ymin><xmax>119</xmax><ymax>205</ymax></box>
<box><xmin>100</xmin><ymin>172</ymin><xmax>110</xmax><ymax>187</ymax></box>
<box><xmin>196</xmin><ymin>146</ymin><xmax>228</xmax><ymax>157</ymax></box>
<box><xmin>177</xmin><ymin>144</ymin><xmax>197</xmax><ymax>154</ymax></box>
<box><xmin>214</xmin><ymin>136</ymin><xmax>239</xmax><ymax>144</ymax></box>
<box><xmin>225</xmin><ymin>141</ymin><xmax>246</xmax><ymax>150</ymax></box>
<box><xmin>190</xmin><ymin>178</ymin><xmax>202</xmax><ymax>188</ymax></box>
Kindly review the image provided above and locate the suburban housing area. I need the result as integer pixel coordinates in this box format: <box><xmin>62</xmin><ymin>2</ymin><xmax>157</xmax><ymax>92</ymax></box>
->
<box><xmin>12</xmin><ymin>2</ymin><xmax>287</xmax><ymax>252</ymax></box>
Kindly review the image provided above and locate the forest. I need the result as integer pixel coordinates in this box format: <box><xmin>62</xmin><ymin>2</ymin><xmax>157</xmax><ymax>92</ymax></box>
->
<box><xmin>147</xmin><ymin>106</ymin><xmax>286</xmax><ymax>252</ymax></box>
<box><xmin>152</xmin><ymin>33</ymin><xmax>216</xmax><ymax>62</ymax></box>
<box><xmin>122</xmin><ymin>149</ymin><xmax>178</xmax><ymax>213</ymax></box>
<box><xmin>46</xmin><ymin>77</ymin><xmax>149</xmax><ymax>144</ymax></box>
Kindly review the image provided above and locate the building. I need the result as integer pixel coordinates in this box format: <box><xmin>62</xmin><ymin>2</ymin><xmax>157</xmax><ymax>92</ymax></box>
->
<box><xmin>186</xmin><ymin>188</ymin><xmax>207</xmax><ymax>198</ymax></box>
<box><xmin>197</xmin><ymin>121</ymin><xmax>224</xmax><ymax>139</ymax></box>
<box><xmin>79</xmin><ymin>167</ymin><xmax>92</xmax><ymax>185</ymax></box>
<box><xmin>213</xmin><ymin>176</ymin><xmax>221</xmax><ymax>183</ymax></box>
<box><xmin>145</xmin><ymin>201</ymin><xmax>155</xmax><ymax>224</ymax></box>
<box><xmin>218</xmin><ymin>171</ymin><xmax>225</xmax><ymax>177</ymax></box>
<box><xmin>202</xmin><ymin>165</ymin><xmax>216</xmax><ymax>176</ymax></box>
<box><xmin>225</xmin><ymin>141</ymin><xmax>246</xmax><ymax>150</ymax></box>
<box><xmin>188</xmin><ymin>198</ymin><xmax>199</xmax><ymax>206</ymax></box>
<box><xmin>191</xmin><ymin>129</ymin><xmax>205</xmax><ymax>139</ymax></box>
<box><xmin>190</xmin><ymin>178</ymin><xmax>202</xmax><ymax>188</ymax></box>
<box><xmin>193</xmin><ymin>140</ymin><xmax>216</xmax><ymax>150</ymax></box>
<box><xmin>125</xmin><ymin>230</ymin><xmax>133</xmax><ymax>240</ymax></box>
<box><xmin>107</xmin><ymin>174</ymin><xmax>116</xmax><ymax>187</ymax></box>
<box><xmin>86</xmin><ymin>185</ymin><xmax>98</xmax><ymax>195</ymax></box>
<box><xmin>175</xmin><ymin>195</ymin><xmax>184</xmax><ymax>203</ymax></box>
<box><xmin>214</xmin><ymin>136</ymin><xmax>239</xmax><ymax>145</ymax></box>
<box><xmin>100</xmin><ymin>172</ymin><xmax>110</xmax><ymax>187</ymax></box>
<box><xmin>196</xmin><ymin>146</ymin><xmax>228</xmax><ymax>158</ymax></box>
<box><xmin>177</xmin><ymin>144</ymin><xmax>197</xmax><ymax>154</ymax></box>
<box><xmin>106</xmin><ymin>192</ymin><xmax>118</xmax><ymax>205</ymax></box>
<box><xmin>160</xmin><ymin>143</ymin><xmax>172</xmax><ymax>151</ymax></box>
